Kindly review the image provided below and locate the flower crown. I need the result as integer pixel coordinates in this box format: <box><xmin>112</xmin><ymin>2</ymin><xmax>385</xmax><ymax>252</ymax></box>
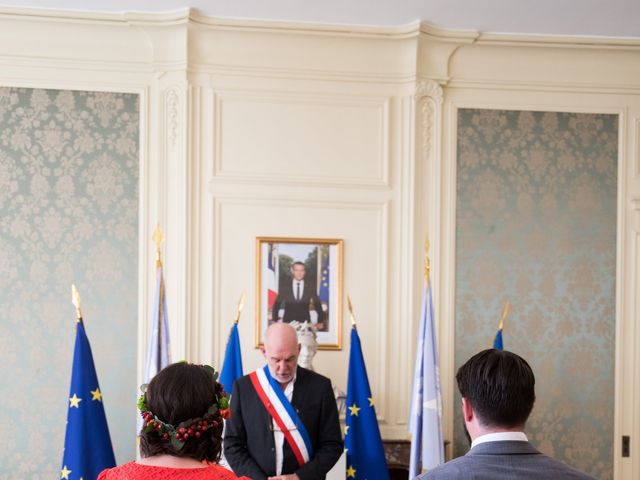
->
<box><xmin>137</xmin><ymin>364</ymin><xmax>231</xmax><ymax>450</ymax></box>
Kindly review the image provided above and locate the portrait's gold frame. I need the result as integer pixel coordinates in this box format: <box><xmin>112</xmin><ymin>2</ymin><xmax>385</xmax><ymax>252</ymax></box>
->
<box><xmin>255</xmin><ymin>236</ymin><xmax>344</xmax><ymax>350</ymax></box>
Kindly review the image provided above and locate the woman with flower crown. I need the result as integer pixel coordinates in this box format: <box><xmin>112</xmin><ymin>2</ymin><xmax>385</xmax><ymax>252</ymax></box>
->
<box><xmin>98</xmin><ymin>362</ymin><xmax>249</xmax><ymax>480</ymax></box>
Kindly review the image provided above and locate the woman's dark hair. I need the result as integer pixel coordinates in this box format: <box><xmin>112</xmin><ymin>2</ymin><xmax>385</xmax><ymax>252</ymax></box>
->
<box><xmin>456</xmin><ymin>349</ymin><xmax>536</xmax><ymax>428</ymax></box>
<box><xmin>139</xmin><ymin>363</ymin><xmax>223</xmax><ymax>462</ymax></box>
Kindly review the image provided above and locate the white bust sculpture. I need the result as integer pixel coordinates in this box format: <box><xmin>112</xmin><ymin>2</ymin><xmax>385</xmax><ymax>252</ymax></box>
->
<box><xmin>290</xmin><ymin>320</ymin><xmax>318</xmax><ymax>371</ymax></box>
<box><xmin>290</xmin><ymin>320</ymin><xmax>346</xmax><ymax>414</ymax></box>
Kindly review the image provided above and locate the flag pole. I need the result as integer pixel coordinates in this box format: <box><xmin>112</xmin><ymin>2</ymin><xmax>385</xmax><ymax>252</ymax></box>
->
<box><xmin>234</xmin><ymin>292</ymin><xmax>245</xmax><ymax>325</ymax></box>
<box><xmin>71</xmin><ymin>284</ymin><xmax>83</xmax><ymax>324</ymax></box>
<box><xmin>144</xmin><ymin>223</ymin><xmax>171</xmax><ymax>383</ymax></box>
<box><xmin>347</xmin><ymin>294</ymin><xmax>357</xmax><ymax>329</ymax></box>
<box><xmin>226</xmin><ymin>292</ymin><xmax>245</xmax><ymax>344</ymax></box>
<box><xmin>498</xmin><ymin>301</ymin><xmax>510</xmax><ymax>332</ymax></box>
<box><xmin>424</xmin><ymin>237</ymin><xmax>430</xmax><ymax>283</ymax></box>
<box><xmin>152</xmin><ymin>224</ymin><xmax>165</xmax><ymax>268</ymax></box>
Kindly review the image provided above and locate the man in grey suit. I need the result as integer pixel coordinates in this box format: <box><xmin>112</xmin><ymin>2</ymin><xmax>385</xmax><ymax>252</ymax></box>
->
<box><xmin>417</xmin><ymin>349</ymin><xmax>595</xmax><ymax>479</ymax></box>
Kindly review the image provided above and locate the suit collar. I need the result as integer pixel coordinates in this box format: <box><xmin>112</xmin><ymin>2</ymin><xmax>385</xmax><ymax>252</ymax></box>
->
<box><xmin>468</xmin><ymin>440</ymin><xmax>541</xmax><ymax>456</ymax></box>
<box><xmin>471</xmin><ymin>431</ymin><xmax>528</xmax><ymax>449</ymax></box>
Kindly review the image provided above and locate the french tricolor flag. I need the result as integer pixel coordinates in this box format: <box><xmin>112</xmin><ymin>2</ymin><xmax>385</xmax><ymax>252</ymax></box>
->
<box><xmin>267</xmin><ymin>243</ymin><xmax>279</xmax><ymax>310</ymax></box>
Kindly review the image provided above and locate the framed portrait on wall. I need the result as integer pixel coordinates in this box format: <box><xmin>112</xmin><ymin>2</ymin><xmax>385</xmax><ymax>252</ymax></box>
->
<box><xmin>255</xmin><ymin>237</ymin><xmax>343</xmax><ymax>350</ymax></box>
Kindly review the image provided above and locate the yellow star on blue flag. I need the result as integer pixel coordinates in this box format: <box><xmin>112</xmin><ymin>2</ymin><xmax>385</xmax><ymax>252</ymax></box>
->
<box><xmin>60</xmin><ymin>465</ymin><xmax>72</xmax><ymax>479</ymax></box>
<box><xmin>69</xmin><ymin>394</ymin><xmax>82</xmax><ymax>408</ymax></box>
<box><xmin>345</xmin><ymin>326</ymin><xmax>389</xmax><ymax>479</ymax></box>
<box><xmin>91</xmin><ymin>388</ymin><xmax>102</xmax><ymax>401</ymax></box>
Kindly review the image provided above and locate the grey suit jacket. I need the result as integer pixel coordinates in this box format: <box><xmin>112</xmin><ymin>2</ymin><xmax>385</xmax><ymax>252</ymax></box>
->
<box><xmin>417</xmin><ymin>441</ymin><xmax>596</xmax><ymax>480</ymax></box>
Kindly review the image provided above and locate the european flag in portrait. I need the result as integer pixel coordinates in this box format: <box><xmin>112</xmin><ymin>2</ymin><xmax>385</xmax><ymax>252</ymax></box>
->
<box><xmin>318</xmin><ymin>249</ymin><xmax>329</xmax><ymax>306</ymax></box>
<box><xmin>220</xmin><ymin>323</ymin><xmax>243</xmax><ymax>394</ymax></box>
<box><xmin>345</xmin><ymin>327</ymin><xmax>389</xmax><ymax>480</ymax></box>
<box><xmin>60</xmin><ymin>320</ymin><xmax>116</xmax><ymax>480</ymax></box>
<box><xmin>408</xmin><ymin>280</ymin><xmax>444</xmax><ymax>478</ymax></box>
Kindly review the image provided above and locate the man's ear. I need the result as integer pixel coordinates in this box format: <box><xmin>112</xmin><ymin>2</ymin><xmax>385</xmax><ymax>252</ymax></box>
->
<box><xmin>297</xmin><ymin>343</ymin><xmax>301</xmax><ymax>354</ymax></box>
<box><xmin>260</xmin><ymin>345</ymin><xmax>266</xmax><ymax>357</ymax></box>
<box><xmin>461</xmin><ymin>397</ymin><xmax>474</xmax><ymax>422</ymax></box>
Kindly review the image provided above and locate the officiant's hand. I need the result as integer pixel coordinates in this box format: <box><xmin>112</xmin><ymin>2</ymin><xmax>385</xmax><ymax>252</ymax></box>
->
<box><xmin>268</xmin><ymin>474</ymin><xmax>299</xmax><ymax>480</ymax></box>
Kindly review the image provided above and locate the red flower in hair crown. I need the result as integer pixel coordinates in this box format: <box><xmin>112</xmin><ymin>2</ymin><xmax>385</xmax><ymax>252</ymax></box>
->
<box><xmin>137</xmin><ymin>364</ymin><xmax>231</xmax><ymax>450</ymax></box>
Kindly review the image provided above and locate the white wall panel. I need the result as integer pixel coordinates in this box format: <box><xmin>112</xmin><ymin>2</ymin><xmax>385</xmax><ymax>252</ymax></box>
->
<box><xmin>214</xmin><ymin>91</ymin><xmax>390</xmax><ymax>186</ymax></box>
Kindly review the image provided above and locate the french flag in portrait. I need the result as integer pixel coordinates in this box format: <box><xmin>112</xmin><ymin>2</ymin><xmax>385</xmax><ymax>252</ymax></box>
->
<box><xmin>267</xmin><ymin>243</ymin><xmax>279</xmax><ymax>311</ymax></box>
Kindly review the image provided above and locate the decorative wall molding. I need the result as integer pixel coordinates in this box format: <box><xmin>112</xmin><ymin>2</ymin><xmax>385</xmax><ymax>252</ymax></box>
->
<box><xmin>165</xmin><ymin>87</ymin><xmax>180</xmax><ymax>150</ymax></box>
<box><xmin>415</xmin><ymin>78</ymin><xmax>444</xmax><ymax>103</ymax></box>
<box><xmin>415</xmin><ymin>79</ymin><xmax>443</xmax><ymax>162</ymax></box>
<box><xmin>212</xmin><ymin>89</ymin><xmax>391</xmax><ymax>187</ymax></box>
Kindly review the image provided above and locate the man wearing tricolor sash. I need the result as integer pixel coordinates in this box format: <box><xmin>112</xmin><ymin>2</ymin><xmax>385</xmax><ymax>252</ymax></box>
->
<box><xmin>224</xmin><ymin>323</ymin><xmax>342</xmax><ymax>480</ymax></box>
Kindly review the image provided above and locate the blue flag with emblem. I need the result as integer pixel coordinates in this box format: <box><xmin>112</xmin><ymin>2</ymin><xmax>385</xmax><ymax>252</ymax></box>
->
<box><xmin>408</xmin><ymin>279</ymin><xmax>444</xmax><ymax>478</ymax></box>
<box><xmin>345</xmin><ymin>326</ymin><xmax>389</xmax><ymax>480</ymax></box>
<box><xmin>61</xmin><ymin>318</ymin><xmax>116</xmax><ymax>480</ymax></box>
<box><xmin>220</xmin><ymin>323</ymin><xmax>243</xmax><ymax>394</ymax></box>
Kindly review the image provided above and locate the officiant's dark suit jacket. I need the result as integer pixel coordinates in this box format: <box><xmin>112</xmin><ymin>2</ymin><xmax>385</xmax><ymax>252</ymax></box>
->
<box><xmin>417</xmin><ymin>441</ymin><xmax>596</xmax><ymax>480</ymax></box>
<box><xmin>271</xmin><ymin>282</ymin><xmax>324</xmax><ymax>324</ymax></box>
<box><xmin>224</xmin><ymin>366</ymin><xmax>343</xmax><ymax>480</ymax></box>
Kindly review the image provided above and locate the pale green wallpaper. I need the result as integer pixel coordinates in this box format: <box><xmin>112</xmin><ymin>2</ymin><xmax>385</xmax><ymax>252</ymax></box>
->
<box><xmin>454</xmin><ymin>109</ymin><xmax>617</xmax><ymax>479</ymax></box>
<box><xmin>0</xmin><ymin>88</ymin><xmax>139</xmax><ymax>478</ymax></box>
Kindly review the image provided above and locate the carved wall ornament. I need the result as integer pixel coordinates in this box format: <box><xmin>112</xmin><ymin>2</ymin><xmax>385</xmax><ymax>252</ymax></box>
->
<box><xmin>415</xmin><ymin>79</ymin><xmax>443</xmax><ymax>162</ymax></box>
<box><xmin>165</xmin><ymin>88</ymin><xmax>180</xmax><ymax>150</ymax></box>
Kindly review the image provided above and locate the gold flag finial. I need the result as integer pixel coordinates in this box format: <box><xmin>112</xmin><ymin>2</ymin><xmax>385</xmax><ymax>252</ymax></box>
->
<box><xmin>71</xmin><ymin>284</ymin><xmax>83</xmax><ymax>322</ymax></box>
<box><xmin>234</xmin><ymin>292</ymin><xmax>245</xmax><ymax>324</ymax></box>
<box><xmin>153</xmin><ymin>224</ymin><xmax>165</xmax><ymax>267</ymax></box>
<box><xmin>424</xmin><ymin>237</ymin><xmax>430</xmax><ymax>282</ymax></box>
<box><xmin>347</xmin><ymin>295</ymin><xmax>357</xmax><ymax>328</ymax></box>
<box><xmin>498</xmin><ymin>301</ymin><xmax>510</xmax><ymax>331</ymax></box>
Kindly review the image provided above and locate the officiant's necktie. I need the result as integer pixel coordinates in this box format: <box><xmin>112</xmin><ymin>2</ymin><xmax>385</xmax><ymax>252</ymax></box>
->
<box><xmin>296</xmin><ymin>282</ymin><xmax>301</xmax><ymax>300</ymax></box>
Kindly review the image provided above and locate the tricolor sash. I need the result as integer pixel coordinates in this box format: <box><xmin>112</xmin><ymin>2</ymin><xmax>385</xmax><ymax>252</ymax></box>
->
<box><xmin>249</xmin><ymin>366</ymin><xmax>313</xmax><ymax>467</ymax></box>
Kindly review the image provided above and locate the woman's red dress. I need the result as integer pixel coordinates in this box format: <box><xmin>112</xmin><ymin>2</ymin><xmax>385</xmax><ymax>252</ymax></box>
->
<box><xmin>98</xmin><ymin>462</ymin><xmax>249</xmax><ymax>480</ymax></box>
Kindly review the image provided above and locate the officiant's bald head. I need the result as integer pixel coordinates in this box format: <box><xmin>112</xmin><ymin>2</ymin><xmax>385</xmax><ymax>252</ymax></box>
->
<box><xmin>263</xmin><ymin>323</ymin><xmax>300</xmax><ymax>387</ymax></box>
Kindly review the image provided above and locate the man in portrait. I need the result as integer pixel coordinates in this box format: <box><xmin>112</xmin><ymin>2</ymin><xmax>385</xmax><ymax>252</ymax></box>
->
<box><xmin>271</xmin><ymin>261</ymin><xmax>324</xmax><ymax>328</ymax></box>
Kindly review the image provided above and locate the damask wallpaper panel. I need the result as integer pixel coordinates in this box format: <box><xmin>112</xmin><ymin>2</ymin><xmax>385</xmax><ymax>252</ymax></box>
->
<box><xmin>0</xmin><ymin>87</ymin><xmax>139</xmax><ymax>478</ymax></box>
<box><xmin>454</xmin><ymin>109</ymin><xmax>617</xmax><ymax>480</ymax></box>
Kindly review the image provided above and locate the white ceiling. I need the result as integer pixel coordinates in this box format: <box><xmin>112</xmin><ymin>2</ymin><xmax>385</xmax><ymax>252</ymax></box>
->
<box><xmin>0</xmin><ymin>0</ymin><xmax>639</xmax><ymax>39</ymax></box>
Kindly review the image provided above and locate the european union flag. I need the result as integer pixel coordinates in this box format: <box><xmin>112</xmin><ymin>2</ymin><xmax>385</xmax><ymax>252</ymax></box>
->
<box><xmin>345</xmin><ymin>327</ymin><xmax>389</xmax><ymax>480</ymax></box>
<box><xmin>60</xmin><ymin>319</ymin><xmax>116</xmax><ymax>480</ymax></box>
<box><xmin>220</xmin><ymin>323</ymin><xmax>243</xmax><ymax>393</ymax></box>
